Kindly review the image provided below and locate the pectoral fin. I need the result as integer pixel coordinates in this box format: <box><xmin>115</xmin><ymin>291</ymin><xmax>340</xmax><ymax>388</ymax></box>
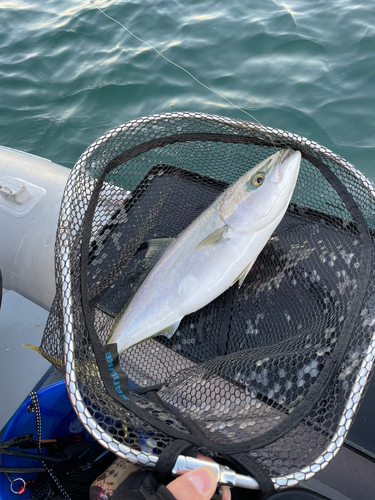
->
<box><xmin>195</xmin><ymin>226</ymin><xmax>228</xmax><ymax>250</ymax></box>
<box><xmin>156</xmin><ymin>320</ymin><xmax>181</xmax><ymax>339</ymax></box>
<box><xmin>233</xmin><ymin>260</ymin><xmax>256</xmax><ymax>288</ymax></box>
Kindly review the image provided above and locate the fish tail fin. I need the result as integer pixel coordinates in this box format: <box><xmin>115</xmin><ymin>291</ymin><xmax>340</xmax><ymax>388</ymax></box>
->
<box><xmin>22</xmin><ymin>343</ymin><xmax>41</xmax><ymax>353</ymax></box>
<box><xmin>23</xmin><ymin>344</ymin><xmax>63</xmax><ymax>369</ymax></box>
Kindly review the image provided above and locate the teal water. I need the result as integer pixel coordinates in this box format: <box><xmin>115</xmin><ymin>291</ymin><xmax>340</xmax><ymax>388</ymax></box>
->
<box><xmin>1</xmin><ymin>0</ymin><xmax>374</xmax><ymax>181</ymax></box>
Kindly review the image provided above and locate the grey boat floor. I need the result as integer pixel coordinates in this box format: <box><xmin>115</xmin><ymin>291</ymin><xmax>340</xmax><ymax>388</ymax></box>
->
<box><xmin>1</xmin><ymin>289</ymin><xmax>374</xmax><ymax>500</ymax></box>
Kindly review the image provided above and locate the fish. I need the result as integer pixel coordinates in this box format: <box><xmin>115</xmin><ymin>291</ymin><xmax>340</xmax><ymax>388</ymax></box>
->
<box><xmin>107</xmin><ymin>148</ymin><xmax>301</xmax><ymax>354</ymax></box>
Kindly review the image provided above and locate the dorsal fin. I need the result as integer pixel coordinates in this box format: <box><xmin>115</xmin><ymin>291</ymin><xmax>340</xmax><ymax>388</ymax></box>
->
<box><xmin>135</xmin><ymin>237</ymin><xmax>175</xmax><ymax>293</ymax></box>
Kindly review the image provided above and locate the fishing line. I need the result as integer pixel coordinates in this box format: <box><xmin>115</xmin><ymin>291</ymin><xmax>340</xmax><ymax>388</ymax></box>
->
<box><xmin>91</xmin><ymin>1</ymin><xmax>263</xmax><ymax>126</ymax></box>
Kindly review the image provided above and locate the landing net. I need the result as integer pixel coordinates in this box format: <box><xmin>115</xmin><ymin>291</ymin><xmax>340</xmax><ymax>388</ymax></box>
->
<box><xmin>41</xmin><ymin>112</ymin><xmax>375</xmax><ymax>490</ymax></box>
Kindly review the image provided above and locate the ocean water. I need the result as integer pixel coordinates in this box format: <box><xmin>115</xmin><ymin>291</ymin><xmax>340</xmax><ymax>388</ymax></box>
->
<box><xmin>1</xmin><ymin>0</ymin><xmax>374</xmax><ymax>182</ymax></box>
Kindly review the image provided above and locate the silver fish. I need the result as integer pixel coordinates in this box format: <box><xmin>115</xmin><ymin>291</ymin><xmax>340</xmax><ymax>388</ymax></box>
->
<box><xmin>107</xmin><ymin>148</ymin><xmax>301</xmax><ymax>354</ymax></box>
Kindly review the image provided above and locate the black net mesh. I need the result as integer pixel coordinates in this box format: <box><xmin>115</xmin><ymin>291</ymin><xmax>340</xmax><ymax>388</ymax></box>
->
<box><xmin>41</xmin><ymin>112</ymin><xmax>375</xmax><ymax>487</ymax></box>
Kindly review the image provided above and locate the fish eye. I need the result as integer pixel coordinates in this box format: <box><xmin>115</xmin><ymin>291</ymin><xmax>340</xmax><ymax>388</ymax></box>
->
<box><xmin>251</xmin><ymin>173</ymin><xmax>265</xmax><ymax>187</ymax></box>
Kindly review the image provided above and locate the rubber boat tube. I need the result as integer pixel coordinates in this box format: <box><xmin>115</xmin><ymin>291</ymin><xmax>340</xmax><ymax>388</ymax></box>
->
<box><xmin>0</xmin><ymin>146</ymin><xmax>69</xmax><ymax>310</ymax></box>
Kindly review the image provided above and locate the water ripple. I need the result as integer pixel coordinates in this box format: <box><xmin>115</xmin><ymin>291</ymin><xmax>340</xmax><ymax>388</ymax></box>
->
<box><xmin>0</xmin><ymin>0</ymin><xmax>373</xmax><ymax>180</ymax></box>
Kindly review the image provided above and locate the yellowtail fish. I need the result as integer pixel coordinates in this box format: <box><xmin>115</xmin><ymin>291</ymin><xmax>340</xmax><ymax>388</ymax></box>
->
<box><xmin>107</xmin><ymin>149</ymin><xmax>301</xmax><ymax>354</ymax></box>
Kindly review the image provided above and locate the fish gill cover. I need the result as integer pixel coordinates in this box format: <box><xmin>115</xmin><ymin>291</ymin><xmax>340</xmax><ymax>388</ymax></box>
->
<box><xmin>41</xmin><ymin>112</ymin><xmax>375</xmax><ymax>490</ymax></box>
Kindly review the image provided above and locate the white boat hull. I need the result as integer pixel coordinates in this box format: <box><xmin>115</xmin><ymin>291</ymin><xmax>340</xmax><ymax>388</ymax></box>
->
<box><xmin>0</xmin><ymin>146</ymin><xmax>69</xmax><ymax>310</ymax></box>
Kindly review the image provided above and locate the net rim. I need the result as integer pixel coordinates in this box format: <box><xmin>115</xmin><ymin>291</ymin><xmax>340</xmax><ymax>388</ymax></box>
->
<box><xmin>75</xmin><ymin>111</ymin><xmax>375</xmax><ymax>197</ymax></box>
<box><xmin>58</xmin><ymin>111</ymin><xmax>375</xmax><ymax>488</ymax></box>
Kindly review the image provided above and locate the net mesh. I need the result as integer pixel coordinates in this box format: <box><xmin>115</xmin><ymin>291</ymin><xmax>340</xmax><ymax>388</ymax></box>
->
<box><xmin>41</xmin><ymin>112</ymin><xmax>375</xmax><ymax>487</ymax></box>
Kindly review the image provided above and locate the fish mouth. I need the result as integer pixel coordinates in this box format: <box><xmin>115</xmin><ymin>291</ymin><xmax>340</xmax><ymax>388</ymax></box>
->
<box><xmin>280</xmin><ymin>148</ymin><xmax>294</xmax><ymax>162</ymax></box>
<box><xmin>268</xmin><ymin>149</ymin><xmax>300</xmax><ymax>184</ymax></box>
<box><xmin>278</xmin><ymin>148</ymin><xmax>296</xmax><ymax>169</ymax></box>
